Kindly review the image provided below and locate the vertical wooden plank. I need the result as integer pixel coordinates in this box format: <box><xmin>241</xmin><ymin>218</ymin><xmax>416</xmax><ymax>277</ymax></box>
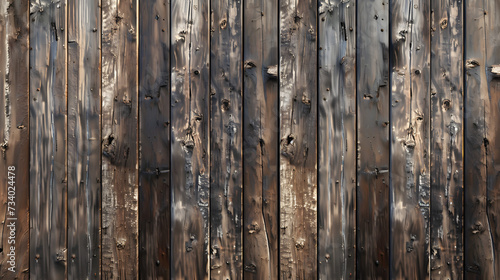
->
<box><xmin>279</xmin><ymin>0</ymin><xmax>317</xmax><ymax>278</ymax></box>
<box><xmin>464</xmin><ymin>0</ymin><xmax>500</xmax><ymax>278</ymax></box>
<box><xmin>67</xmin><ymin>0</ymin><xmax>101</xmax><ymax>278</ymax></box>
<box><xmin>210</xmin><ymin>0</ymin><xmax>242</xmax><ymax>278</ymax></box>
<box><xmin>29</xmin><ymin>0</ymin><xmax>68</xmax><ymax>279</ymax></box>
<box><xmin>170</xmin><ymin>0</ymin><xmax>210</xmax><ymax>278</ymax></box>
<box><xmin>389</xmin><ymin>0</ymin><xmax>430</xmax><ymax>278</ymax></box>
<box><xmin>429</xmin><ymin>0</ymin><xmax>463</xmax><ymax>278</ymax></box>
<box><xmin>242</xmin><ymin>0</ymin><xmax>279</xmax><ymax>279</ymax></box>
<box><xmin>138</xmin><ymin>0</ymin><xmax>170</xmax><ymax>279</ymax></box>
<box><xmin>101</xmin><ymin>0</ymin><xmax>138</xmax><ymax>278</ymax></box>
<box><xmin>317</xmin><ymin>0</ymin><xmax>356</xmax><ymax>279</ymax></box>
<box><xmin>0</xmin><ymin>0</ymin><xmax>29</xmax><ymax>278</ymax></box>
<box><xmin>356</xmin><ymin>0</ymin><xmax>390</xmax><ymax>278</ymax></box>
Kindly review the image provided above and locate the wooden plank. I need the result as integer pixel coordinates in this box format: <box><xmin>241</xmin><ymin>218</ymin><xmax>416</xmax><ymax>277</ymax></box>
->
<box><xmin>429</xmin><ymin>0</ymin><xmax>463</xmax><ymax>278</ymax></box>
<box><xmin>101</xmin><ymin>0</ymin><xmax>138</xmax><ymax>278</ymax></box>
<box><xmin>317</xmin><ymin>0</ymin><xmax>356</xmax><ymax>279</ymax></box>
<box><xmin>170</xmin><ymin>0</ymin><xmax>210</xmax><ymax>278</ymax></box>
<box><xmin>464</xmin><ymin>0</ymin><xmax>500</xmax><ymax>277</ymax></box>
<box><xmin>389</xmin><ymin>0</ymin><xmax>430</xmax><ymax>278</ymax></box>
<box><xmin>67</xmin><ymin>0</ymin><xmax>101</xmax><ymax>278</ymax></box>
<box><xmin>279</xmin><ymin>0</ymin><xmax>317</xmax><ymax>278</ymax></box>
<box><xmin>138</xmin><ymin>0</ymin><xmax>170</xmax><ymax>278</ymax></box>
<box><xmin>210</xmin><ymin>0</ymin><xmax>242</xmax><ymax>278</ymax></box>
<box><xmin>356</xmin><ymin>0</ymin><xmax>390</xmax><ymax>278</ymax></box>
<box><xmin>0</xmin><ymin>0</ymin><xmax>29</xmax><ymax>278</ymax></box>
<box><xmin>29</xmin><ymin>0</ymin><xmax>68</xmax><ymax>279</ymax></box>
<box><xmin>242</xmin><ymin>0</ymin><xmax>279</xmax><ymax>279</ymax></box>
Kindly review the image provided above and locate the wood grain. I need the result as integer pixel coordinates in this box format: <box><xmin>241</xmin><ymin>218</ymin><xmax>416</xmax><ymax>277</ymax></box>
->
<box><xmin>67</xmin><ymin>0</ymin><xmax>101</xmax><ymax>278</ymax></box>
<box><xmin>356</xmin><ymin>0</ymin><xmax>390</xmax><ymax>278</ymax></box>
<box><xmin>317</xmin><ymin>0</ymin><xmax>356</xmax><ymax>279</ymax></box>
<box><xmin>101</xmin><ymin>0</ymin><xmax>138</xmax><ymax>278</ymax></box>
<box><xmin>279</xmin><ymin>0</ymin><xmax>318</xmax><ymax>278</ymax></box>
<box><xmin>0</xmin><ymin>0</ymin><xmax>29</xmax><ymax>278</ymax></box>
<box><xmin>138</xmin><ymin>0</ymin><xmax>170</xmax><ymax>279</ymax></box>
<box><xmin>389</xmin><ymin>0</ymin><xmax>430</xmax><ymax>278</ymax></box>
<box><xmin>170</xmin><ymin>0</ymin><xmax>210</xmax><ymax>278</ymax></box>
<box><xmin>29</xmin><ymin>0</ymin><xmax>68</xmax><ymax>278</ymax></box>
<box><xmin>464</xmin><ymin>0</ymin><xmax>500</xmax><ymax>278</ymax></box>
<box><xmin>242</xmin><ymin>0</ymin><xmax>279</xmax><ymax>279</ymax></box>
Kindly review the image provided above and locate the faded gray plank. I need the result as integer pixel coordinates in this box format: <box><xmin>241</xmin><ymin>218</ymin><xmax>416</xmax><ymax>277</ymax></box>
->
<box><xmin>318</xmin><ymin>0</ymin><xmax>356</xmax><ymax>279</ymax></box>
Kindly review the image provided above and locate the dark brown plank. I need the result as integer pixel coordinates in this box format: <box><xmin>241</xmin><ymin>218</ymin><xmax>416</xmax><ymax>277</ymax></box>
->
<box><xmin>356</xmin><ymin>0</ymin><xmax>390</xmax><ymax>278</ymax></box>
<box><xmin>29</xmin><ymin>0</ymin><xmax>68</xmax><ymax>278</ymax></box>
<box><xmin>429</xmin><ymin>0</ymin><xmax>463</xmax><ymax>278</ymax></box>
<box><xmin>170</xmin><ymin>0</ymin><xmax>210</xmax><ymax>278</ymax></box>
<box><xmin>389</xmin><ymin>0</ymin><xmax>430</xmax><ymax>278</ymax></box>
<box><xmin>279</xmin><ymin>0</ymin><xmax>318</xmax><ymax>278</ymax></box>
<box><xmin>101</xmin><ymin>0</ymin><xmax>138</xmax><ymax>278</ymax></box>
<box><xmin>242</xmin><ymin>0</ymin><xmax>279</xmax><ymax>279</ymax></box>
<box><xmin>138</xmin><ymin>0</ymin><xmax>170</xmax><ymax>279</ymax></box>
<box><xmin>464</xmin><ymin>0</ymin><xmax>500</xmax><ymax>278</ymax></box>
<box><xmin>67</xmin><ymin>0</ymin><xmax>101</xmax><ymax>278</ymax></box>
<box><xmin>317</xmin><ymin>0</ymin><xmax>356</xmax><ymax>279</ymax></box>
<box><xmin>0</xmin><ymin>0</ymin><xmax>29</xmax><ymax>278</ymax></box>
<box><xmin>210</xmin><ymin>0</ymin><xmax>242</xmax><ymax>278</ymax></box>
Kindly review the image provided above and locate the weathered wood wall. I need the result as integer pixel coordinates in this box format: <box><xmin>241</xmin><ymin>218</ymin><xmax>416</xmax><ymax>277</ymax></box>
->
<box><xmin>1</xmin><ymin>0</ymin><xmax>499</xmax><ymax>279</ymax></box>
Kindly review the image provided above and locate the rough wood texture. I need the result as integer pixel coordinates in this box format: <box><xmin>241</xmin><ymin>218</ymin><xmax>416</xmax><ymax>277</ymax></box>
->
<box><xmin>210</xmin><ymin>0</ymin><xmax>242</xmax><ymax>279</ymax></box>
<box><xmin>317</xmin><ymin>0</ymin><xmax>356</xmax><ymax>279</ymax></box>
<box><xmin>170</xmin><ymin>0</ymin><xmax>210</xmax><ymax>278</ymax></box>
<box><xmin>430</xmin><ymin>0</ymin><xmax>463</xmax><ymax>278</ymax></box>
<box><xmin>67</xmin><ymin>0</ymin><xmax>101</xmax><ymax>278</ymax></box>
<box><xmin>356</xmin><ymin>0</ymin><xmax>390</xmax><ymax>278</ymax></box>
<box><xmin>29</xmin><ymin>0</ymin><xmax>68</xmax><ymax>279</ymax></box>
<box><xmin>0</xmin><ymin>0</ymin><xmax>29</xmax><ymax>278</ymax></box>
<box><xmin>138</xmin><ymin>0</ymin><xmax>170</xmax><ymax>279</ymax></box>
<box><xmin>389</xmin><ymin>0</ymin><xmax>430</xmax><ymax>278</ymax></box>
<box><xmin>279</xmin><ymin>0</ymin><xmax>317</xmax><ymax>278</ymax></box>
<box><xmin>464</xmin><ymin>0</ymin><xmax>500</xmax><ymax>278</ymax></box>
<box><xmin>242</xmin><ymin>0</ymin><xmax>279</xmax><ymax>279</ymax></box>
<box><xmin>101</xmin><ymin>0</ymin><xmax>138</xmax><ymax>278</ymax></box>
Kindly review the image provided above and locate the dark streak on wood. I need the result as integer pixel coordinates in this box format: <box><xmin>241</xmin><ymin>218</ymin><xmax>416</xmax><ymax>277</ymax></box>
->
<box><xmin>318</xmin><ymin>0</ymin><xmax>356</xmax><ymax>279</ymax></box>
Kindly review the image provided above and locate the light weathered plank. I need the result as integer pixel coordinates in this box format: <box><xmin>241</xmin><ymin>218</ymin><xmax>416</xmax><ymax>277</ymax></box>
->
<box><xmin>429</xmin><ymin>0</ymin><xmax>463</xmax><ymax>278</ymax></box>
<box><xmin>317</xmin><ymin>0</ymin><xmax>356</xmax><ymax>279</ymax></box>
<box><xmin>101</xmin><ymin>0</ymin><xmax>138</xmax><ymax>278</ymax></box>
<box><xmin>279</xmin><ymin>0</ymin><xmax>318</xmax><ymax>278</ymax></box>
<box><xmin>138</xmin><ymin>0</ymin><xmax>170</xmax><ymax>278</ymax></box>
<box><xmin>170</xmin><ymin>0</ymin><xmax>210</xmax><ymax>278</ymax></box>
<box><xmin>29</xmin><ymin>0</ymin><xmax>68</xmax><ymax>278</ymax></box>
<box><xmin>389</xmin><ymin>0</ymin><xmax>430</xmax><ymax>278</ymax></box>
<box><xmin>356</xmin><ymin>0</ymin><xmax>390</xmax><ymax>278</ymax></box>
<box><xmin>464</xmin><ymin>0</ymin><xmax>500</xmax><ymax>278</ymax></box>
<box><xmin>210</xmin><ymin>0</ymin><xmax>242</xmax><ymax>278</ymax></box>
<box><xmin>242</xmin><ymin>0</ymin><xmax>279</xmax><ymax>279</ymax></box>
<box><xmin>67</xmin><ymin>0</ymin><xmax>101</xmax><ymax>278</ymax></box>
<box><xmin>0</xmin><ymin>0</ymin><xmax>29</xmax><ymax>278</ymax></box>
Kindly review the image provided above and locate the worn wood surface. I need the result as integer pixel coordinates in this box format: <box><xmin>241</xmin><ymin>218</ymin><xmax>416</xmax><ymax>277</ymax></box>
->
<box><xmin>464</xmin><ymin>0</ymin><xmax>500</xmax><ymax>278</ymax></box>
<box><xmin>242</xmin><ymin>0</ymin><xmax>279</xmax><ymax>279</ymax></box>
<box><xmin>101</xmin><ymin>0</ymin><xmax>138</xmax><ymax>278</ymax></box>
<box><xmin>210</xmin><ymin>0</ymin><xmax>243</xmax><ymax>279</ymax></box>
<box><xmin>0</xmin><ymin>0</ymin><xmax>29</xmax><ymax>278</ymax></box>
<box><xmin>170</xmin><ymin>0</ymin><xmax>210</xmax><ymax>279</ymax></box>
<box><xmin>29</xmin><ymin>0</ymin><xmax>68</xmax><ymax>279</ymax></box>
<box><xmin>138</xmin><ymin>0</ymin><xmax>170</xmax><ymax>279</ymax></box>
<box><xmin>356</xmin><ymin>0</ymin><xmax>390</xmax><ymax>279</ymax></box>
<box><xmin>317</xmin><ymin>0</ymin><xmax>356</xmax><ymax>279</ymax></box>
<box><xmin>67</xmin><ymin>0</ymin><xmax>101</xmax><ymax>278</ymax></box>
<box><xmin>390</xmin><ymin>0</ymin><xmax>430</xmax><ymax>279</ymax></box>
<box><xmin>279</xmin><ymin>0</ymin><xmax>317</xmax><ymax>278</ymax></box>
<box><xmin>430</xmin><ymin>0</ymin><xmax>464</xmax><ymax>278</ymax></box>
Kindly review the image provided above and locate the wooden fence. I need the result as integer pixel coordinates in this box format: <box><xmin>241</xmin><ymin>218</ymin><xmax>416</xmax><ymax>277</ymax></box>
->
<box><xmin>0</xmin><ymin>0</ymin><xmax>499</xmax><ymax>279</ymax></box>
